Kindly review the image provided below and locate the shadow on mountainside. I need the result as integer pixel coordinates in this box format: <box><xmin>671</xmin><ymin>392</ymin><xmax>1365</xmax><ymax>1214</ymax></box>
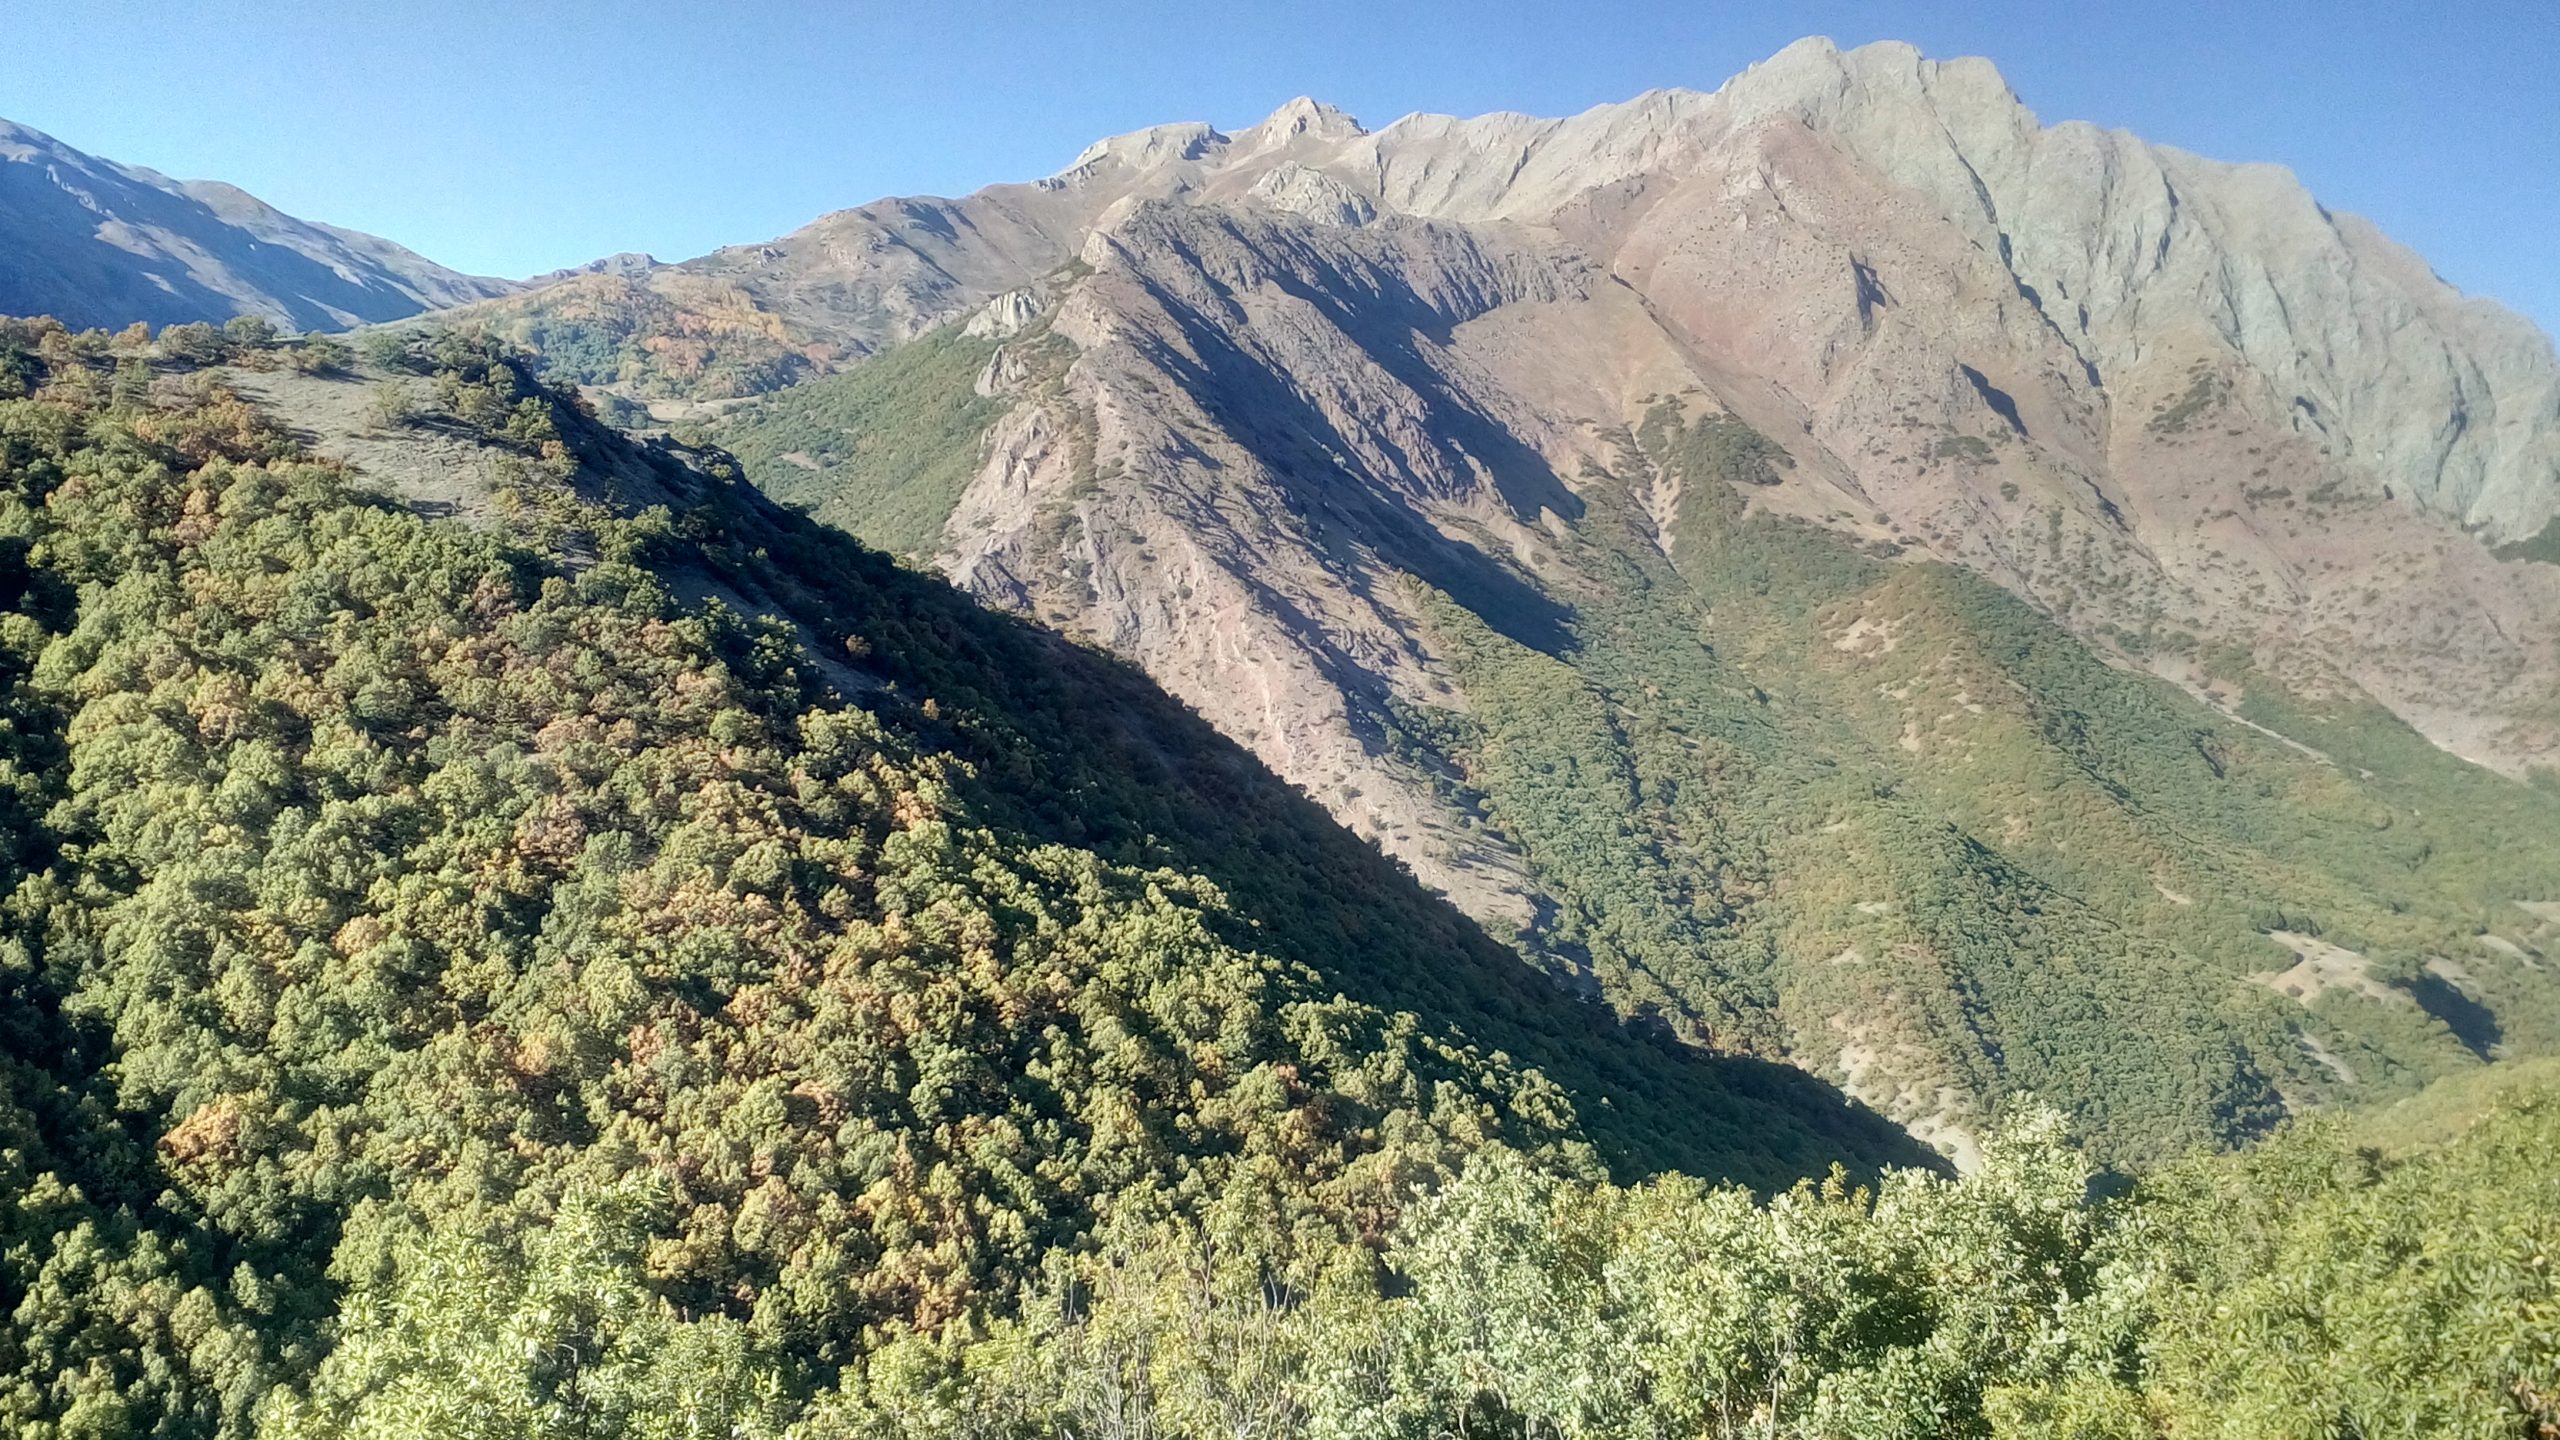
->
<box><xmin>655</xmin><ymin>431</ymin><xmax>1937</xmax><ymax>1189</ymax></box>
<box><xmin>0</xmin><ymin>153</ymin><xmax>442</xmax><ymax>331</ymax></box>
<box><xmin>1123</xmin><ymin>260</ymin><xmax>1582</xmax><ymax>662</ymax></box>
<box><xmin>240</xmin><ymin>348</ymin><xmax>1938</xmax><ymax>1190</ymax></box>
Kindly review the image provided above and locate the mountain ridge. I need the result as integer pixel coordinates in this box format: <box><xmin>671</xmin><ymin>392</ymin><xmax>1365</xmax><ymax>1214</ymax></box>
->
<box><xmin>559</xmin><ymin>37</ymin><xmax>2558</xmax><ymax>533</ymax></box>
<box><xmin>0</xmin><ymin>114</ymin><xmax>518</xmax><ymax>331</ymax></box>
<box><xmin>655</xmin><ymin>37</ymin><xmax>2560</xmax><ymax>1159</ymax></box>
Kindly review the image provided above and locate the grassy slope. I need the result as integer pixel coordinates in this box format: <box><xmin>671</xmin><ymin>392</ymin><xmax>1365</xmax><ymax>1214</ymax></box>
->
<box><xmin>708</xmin><ymin>324</ymin><xmax>1007</xmax><ymax>557</ymax></box>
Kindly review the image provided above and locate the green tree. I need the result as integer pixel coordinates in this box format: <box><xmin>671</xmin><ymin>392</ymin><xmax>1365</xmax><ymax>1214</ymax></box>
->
<box><xmin>264</xmin><ymin>1178</ymin><xmax>791</xmax><ymax>1440</ymax></box>
<box><xmin>157</xmin><ymin>321</ymin><xmax>226</xmax><ymax>364</ymax></box>
<box><xmin>221</xmin><ymin>315</ymin><xmax>279</xmax><ymax>349</ymax></box>
<box><xmin>367</xmin><ymin>379</ymin><xmax>415</xmax><ymax>427</ymax></box>
<box><xmin>287</xmin><ymin>335</ymin><xmax>352</xmax><ymax>375</ymax></box>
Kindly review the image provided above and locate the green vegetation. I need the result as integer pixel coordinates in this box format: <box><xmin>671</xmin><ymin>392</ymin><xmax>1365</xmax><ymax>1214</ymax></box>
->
<box><xmin>0</xmin><ymin>314</ymin><xmax>351</xmax><ymax>391</ymax></box>
<box><xmin>415</xmin><ymin>273</ymin><xmax>841</xmax><ymax>403</ymax></box>
<box><xmin>0</xmin><ymin>317</ymin><xmax>1924</xmax><ymax>1436</ymax></box>
<box><xmin>2148</xmin><ymin>368</ymin><xmax>2229</xmax><ymax>435</ymax></box>
<box><xmin>0</xmin><ymin>321</ymin><xmax>2550</xmax><ymax>1436</ymax></box>
<box><xmin>1377</xmin><ymin>404</ymin><xmax>2560</xmax><ymax>1164</ymax></box>
<box><xmin>1405</xmin><ymin>529</ymin><xmax>2287</xmax><ymax>1161</ymax></box>
<box><xmin>709</xmin><ymin>323</ymin><xmax>1008</xmax><ymax>556</ymax></box>
<box><xmin>2495</xmin><ymin>515</ymin><xmax>2560</xmax><ymax>568</ymax></box>
<box><xmin>1637</xmin><ymin>399</ymin><xmax>1794</xmax><ymax>488</ymax></box>
<box><xmin>811</xmin><ymin>1088</ymin><xmax>2559</xmax><ymax>1439</ymax></box>
<box><xmin>1931</xmin><ymin>433</ymin><xmax>1997</xmax><ymax>465</ymax></box>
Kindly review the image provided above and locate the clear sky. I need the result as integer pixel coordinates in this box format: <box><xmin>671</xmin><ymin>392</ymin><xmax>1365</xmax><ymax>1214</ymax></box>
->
<box><xmin>4</xmin><ymin>0</ymin><xmax>2554</xmax><ymax>335</ymax></box>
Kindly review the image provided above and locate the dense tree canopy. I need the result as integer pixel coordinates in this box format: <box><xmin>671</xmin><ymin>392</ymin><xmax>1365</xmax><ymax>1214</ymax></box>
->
<box><xmin>0</xmin><ymin>318</ymin><xmax>2548</xmax><ymax>1438</ymax></box>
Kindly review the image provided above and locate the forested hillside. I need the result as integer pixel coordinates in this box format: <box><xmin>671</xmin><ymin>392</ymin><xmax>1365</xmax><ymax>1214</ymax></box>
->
<box><xmin>0</xmin><ymin>316</ymin><xmax>1918</xmax><ymax>1435</ymax></box>
<box><xmin>0</xmin><ymin>318</ymin><xmax>2551</xmax><ymax>1436</ymax></box>
<box><xmin>1382</xmin><ymin>398</ymin><xmax>2560</xmax><ymax>1164</ymax></box>
<box><xmin>428</xmin><ymin>270</ymin><xmax>846</xmax><ymax>411</ymax></box>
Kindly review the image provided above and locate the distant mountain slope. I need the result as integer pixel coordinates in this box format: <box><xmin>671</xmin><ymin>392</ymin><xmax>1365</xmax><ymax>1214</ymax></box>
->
<box><xmin>425</xmin><ymin>267</ymin><xmax>844</xmax><ymax>408</ymax></box>
<box><xmin>425</xmin><ymin>101</ymin><xmax>1390</xmax><ymax>408</ymax></box>
<box><xmin>0</xmin><ymin>116</ymin><xmax>516</xmax><ymax>330</ymax></box>
<box><xmin>665</xmin><ymin>40</ymin><xmax>2560</xmax><ymax>1163</ymax></box>
<box><xmin>496</xmin><ymin>43</ymin><xmax>2560</xmax><ymax>779</ymax></box>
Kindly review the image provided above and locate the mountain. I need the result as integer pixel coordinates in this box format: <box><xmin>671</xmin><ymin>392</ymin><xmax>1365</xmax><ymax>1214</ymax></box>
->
<box><xmin>527</xmin><ymin>38</ymin><xmax>2560</xmax><ymax>1166</ymax></box>
<box><xmin>0</xmin><ymin>32</ymin><xmax>2550</xmax><ymax>1434</ymax></box>
<box><xmin>4</xmin><ymin>311</ymin><xmax>2550</xmax><ymax>1440</ymax></box>
<box><xmin>0</xmin><ymin>115</ymin><xmax>517</xmax><ymax>330</ymax></box>
<box><xmin>0</xmin><ymin>315</ymin><xmax>1943</xmax><ymax>1432</ymax></box>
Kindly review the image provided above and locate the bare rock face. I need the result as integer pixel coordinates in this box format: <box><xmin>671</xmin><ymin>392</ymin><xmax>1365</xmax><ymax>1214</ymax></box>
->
<box><xmin>1249</xmin><ymin>163</ymin><xmax>1377</xmax><ymax>227</ymax></box>
<box><xmin>963</xmin><ymin>286</ymin><xmax>1047</xmax><ymax>339</ymax></box>
<box><xmin>1712</xmin><ymin>39</ymin><xmax>2560</xmax><ymax>543</ymax></box>
<box><xmin>0</xmin><ymin>116</ymin><xmax>518</xmax><ymax>330</ymax></box>
<box><xmin>1143</xmin><ymin>39</ymin><xmax>2557</xmax><ymax>546</ymax></box>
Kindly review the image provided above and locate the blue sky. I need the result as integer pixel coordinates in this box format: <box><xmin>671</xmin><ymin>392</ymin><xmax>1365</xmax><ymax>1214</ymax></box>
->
<box><xmin>4</xmin><ymin>0</ymin><xmax>2554</xmax><ymax>335</ymax></box>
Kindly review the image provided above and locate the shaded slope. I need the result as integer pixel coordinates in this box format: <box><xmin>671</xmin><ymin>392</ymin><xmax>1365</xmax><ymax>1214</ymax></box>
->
<box><xmin>725</xmin><ymin>187</ymin><xmax>2560</xmax><ymax>1166</ymax></box>
<box><xmin>0</xmin><ymin>116</ymin><xmax>515</xmax><ymax>330</ymax></box>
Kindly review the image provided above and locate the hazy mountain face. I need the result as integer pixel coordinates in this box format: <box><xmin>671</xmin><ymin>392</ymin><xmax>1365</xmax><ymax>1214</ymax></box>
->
<box><xmin>0</xmin><ymin>117</ymin><xmax>517</xmax><ymax>331</ymax></box>
<box><xmin>565</xmin><ymin>37</ymin><xmax>2560</xmax><ymax>1161</ymax></box>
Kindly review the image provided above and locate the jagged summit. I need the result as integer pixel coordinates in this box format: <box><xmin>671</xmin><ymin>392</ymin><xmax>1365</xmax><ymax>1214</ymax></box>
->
<box><xmin>1066</xmin><ymin>118</ymin><xmax>1228</xmax><ymax>172</ymax></box>
<box><xmin>1722</xmin><ymin>34</ymin><xmax>2024</xmax><ymax>112</ymax></box>
<box><xmin>1061</xmin><ymin>96</ymin><xmax>1368</xmax><ymax>176</ymax></box>
<box><xmin>526</xmin><ymin>250</ymin><xmax>663</xmax><ymax>285</ymax></box>
<box><xmin>1244</xmin><ymin>95</ymin><xmax>1366</xmax><ymax>143</ymax></box>
<box><xmin>438</xmin><ymin>30</ymin><xmax>2558</xmax><ymax>564</ymax></box>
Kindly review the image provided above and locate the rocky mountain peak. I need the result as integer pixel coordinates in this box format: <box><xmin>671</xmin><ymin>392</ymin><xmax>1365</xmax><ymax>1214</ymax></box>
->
<box><xmin>454</xmin><ymin>36</ymin><xmax>2560</xmax><ymax>811</ymax></box>
<box><xmin>454</xmin><ymin>36</ymin><xmax>2560</xmax><ymax>1161</ymax></box>
<box><xmin>1066</xmin><ymin>119</ymin><xmax>1229</xmax><ymax>174</ymax></box>
<box><xmin>1247</xmin><ymin>162</ymin><xmax>1376</xmax><ymax>226</ymax></box>
<box><xmin>1722</xmin><ymin>35</ymin><xmax>2021</xmax><ymax>121</ymax></box>
<box><xmin>531</xmin><ymin>250</ymin><xmax>662</xmax><ymax>284</ymax></box>
<box><xmin>1243</xmin><ymin>96</ymin><xmax>1367</xmax><ymax>144</ymax></box>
